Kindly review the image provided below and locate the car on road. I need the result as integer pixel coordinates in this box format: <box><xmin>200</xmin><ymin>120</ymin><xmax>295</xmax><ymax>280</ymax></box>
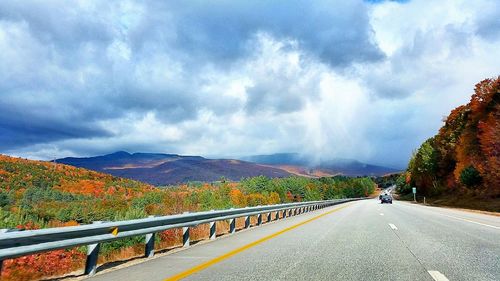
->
<box><xmin>380</xmin><ymin>194</ymin><xmax>392</xmax><ymax>204</ymax></box>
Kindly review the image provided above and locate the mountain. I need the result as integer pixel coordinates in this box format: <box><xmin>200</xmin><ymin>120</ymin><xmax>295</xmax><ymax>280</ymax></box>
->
<box><xmin>57</xmin><ymin>152</ymin><xmax>291</xmax><ymax>185</ymax></box>
<box><xmin>241</xmin><ymin>153</ymin><xmax>400</xmax><ymax>177</ymax></box>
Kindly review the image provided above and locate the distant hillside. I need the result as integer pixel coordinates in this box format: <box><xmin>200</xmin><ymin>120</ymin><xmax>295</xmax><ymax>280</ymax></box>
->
<box><xmin>242</xmin><ymin>153</ymin><xmax>400</xmax><ymax>177</ymax></box>
<box><xmin>57</xmin><ymin>152</ymin><xmax>291</xmax><ymax>185</ymax></box>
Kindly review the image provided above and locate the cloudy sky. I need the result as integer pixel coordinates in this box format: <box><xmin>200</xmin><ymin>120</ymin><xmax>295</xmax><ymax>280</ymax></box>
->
<box><xmin>0</xmin><ymin>0</ymin><xmax>499</xmax><ymax>168</ymax></box>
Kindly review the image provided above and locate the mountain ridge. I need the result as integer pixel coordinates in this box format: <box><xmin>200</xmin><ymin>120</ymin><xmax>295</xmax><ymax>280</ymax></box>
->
<box><xmin>240</xmin><ymin>153</ymin><xmax>400</xmax><ymax>177</ymax></box>
<box><xmin>56</xmin><ymin>152</ymin><xmax>399</xmax><ymax>185</ymax></box>
<box><xmin>56</xmin><ymin>152</ymin><xmax>291</xmax><ymax>185</ymax></box>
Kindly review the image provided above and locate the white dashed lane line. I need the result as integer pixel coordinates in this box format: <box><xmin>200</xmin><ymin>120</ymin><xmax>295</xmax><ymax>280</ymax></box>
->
<box><xmin>388</xmin><ymin>223</ymin><xmax>398</xmax><ymax>230</ymax></box>
<box><xmin>428</xmin><ymin>270</ymin><xmax>449</xmax><ymax>281</ymax></box>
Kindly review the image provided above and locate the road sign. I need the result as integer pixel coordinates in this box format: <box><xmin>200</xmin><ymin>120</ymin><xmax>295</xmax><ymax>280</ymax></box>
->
<box><xmin>412</xmin><ymin>187</ymin><xmax>416</xmax><ymax>194</ymax></box>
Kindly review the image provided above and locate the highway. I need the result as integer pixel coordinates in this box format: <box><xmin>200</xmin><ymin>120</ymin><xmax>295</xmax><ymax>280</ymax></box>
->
<box><xmin>88</xmin><ymin>199</ymin><xmax>500</xmax><ymax>281</ymax></box>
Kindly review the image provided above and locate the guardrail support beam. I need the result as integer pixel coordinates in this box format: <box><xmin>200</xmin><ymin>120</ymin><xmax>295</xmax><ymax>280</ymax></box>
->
<box><xmin>84</xmin><ymin>221</ymin><xmax>103</xmax><ymax>276</ymax></box>
<box><xmin>257</xmin><ymin>214</ymin><xmax>262</xmax><ymax>226</ymax></box>
<box><xmin>183</xmin><ymin>226</ymin><xmax>190</xmax><ymax>247</ymax></box>
<box><xmin>229</xmin><ymin>218</ymin><xmax>236</xmax><ymax>234</ymax></box>
<box><xmin>209</xmin><ymin>221</ymin><xmax>216</xmax><ymax>240</ymax></box>
<box><xmin>244</xmin><ymin>216</ymin><xmax>250</xmax><ymax>229</ymax></box>
<box><xmin>275</xmin><ymin>211</ymin><xmax>279</xmax><ymax>220</ymax></box>
<box><xmin>145</xmin><ymin>232</ymin><xmax>155</xmax><ymax>258</ymax></box>
<box><xmin>267</xmin><ymin>212</ymin><xmax>272</xmax><ymax>223</ymax></box>
<box><xmin>84</xmin><ymin>242</ymin><xmax>100</xmax><ymax>276</ymax></box>
<box><xmin>145</xmin><ymin>216</ymin><xmax>156</xmax><ymax>258</ymax></box>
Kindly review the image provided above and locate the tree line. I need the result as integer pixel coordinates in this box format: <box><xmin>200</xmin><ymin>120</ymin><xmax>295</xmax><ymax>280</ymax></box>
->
<box><xmin>397</xmin><ymin>77</ymin><xmax>499</xmax><ymax>200</ymax></box>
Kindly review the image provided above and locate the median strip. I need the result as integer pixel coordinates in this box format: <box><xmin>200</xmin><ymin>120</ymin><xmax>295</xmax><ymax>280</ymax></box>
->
<box><xmin>163</xmin><ymin>204</ymin><xmax>352</xmax><ymax>281</ymax></box>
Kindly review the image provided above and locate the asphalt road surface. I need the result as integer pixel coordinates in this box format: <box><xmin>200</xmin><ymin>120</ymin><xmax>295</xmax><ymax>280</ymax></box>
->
<box><xmin>88</xmin><ymin>199</ymin><xmax>500</xmax><ymax>281</ymax></box>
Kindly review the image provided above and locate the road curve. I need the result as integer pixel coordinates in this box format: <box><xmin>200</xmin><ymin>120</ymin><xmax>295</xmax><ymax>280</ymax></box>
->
<box><xmin>87</xmin><ymin>199</ymin><xmax>500</xmax><ymax>281</ymax></box>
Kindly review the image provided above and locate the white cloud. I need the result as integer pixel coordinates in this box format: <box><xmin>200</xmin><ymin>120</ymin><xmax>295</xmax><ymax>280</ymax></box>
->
<box><xmin>1</xmin><ymin>0</ymin><xmax>499</xmax><ymax>169</ymax></box>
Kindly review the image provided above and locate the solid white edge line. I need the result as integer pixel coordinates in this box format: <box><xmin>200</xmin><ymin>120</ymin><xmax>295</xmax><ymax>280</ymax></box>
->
<box><xmin>404</xmin><ymin>202</ymin><xmax>500</xmax><ymax>230</ymax></box>
<box><xmin>388</xmin><ymin>223</ymin><xmax>397</xmax><ymax>230</ymax></box>
<box><xmin>380</xmin><ymin>213</ymin><xmax>384</xmax><ymax>216</ymax></box>
<box><xmin>440</xmin><ymin>214</ymin><xmax>500</xmax><ymax>230</ymax></box>
<box><xmin>428</xmin><ymin>270</ymin><xmax>449</xmax><ymax>281</ymax></box>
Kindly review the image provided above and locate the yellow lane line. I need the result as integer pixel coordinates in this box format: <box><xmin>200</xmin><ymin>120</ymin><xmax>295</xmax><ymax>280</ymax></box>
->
<box><xmin>164</xmin><ymin>203</ymin><xmax>352</xmax><ymax>281</ymax></box>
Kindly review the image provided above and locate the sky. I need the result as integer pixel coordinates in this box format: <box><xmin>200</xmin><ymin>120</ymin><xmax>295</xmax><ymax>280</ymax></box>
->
<box><xmin>0</xmin><ymin>0</ymin><xmax>499</xmax><ymax>169</ymax></box>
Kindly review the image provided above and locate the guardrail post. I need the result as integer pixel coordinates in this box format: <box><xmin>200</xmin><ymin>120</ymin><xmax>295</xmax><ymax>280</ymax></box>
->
<box><xmin>275</xmin><ymin>211</ymin><xmax>279</xmax><ymax>220</ymax></box>
<box><xmin>229</xmin><ymin>218</ymin><xmax>236</xmax><ymax>234</ymax></box>
<box><xmin>182</xmin><ymin>212</ymin><xmax>190</xmax><ymax>247</ymax></box>
<box><xmin>145</xmin><ymin>232</ymin><xmax>155</xmax><ymax>258</ymax></box>
<box><xmin>209</xmin><ymin>210</ymin><xmax>216</xmax><ymax>240</ymax></box>
<box><xmin>209</xmin><ymin>221</ymin><xmax>216</xmax><ymax>240</ymax></box>
<box><xmin>244</xmin><ymin>216</ymin><xmax>250</xmax><ymax>228</ymax></box>
<box><xmin>267</xmin><ymin>212</ymin><xmax>271</xmax><ymax>223</ymax></box>
<box><xmin>144</xmin><ymin>216</ymin><xmax>156</xmax><ymax>258</ymax></box>
<box><xmin>183</xmin><ymin>226</ymin><xmax>190</xmax><ymax>247</ymax></box>
<box><xmin>257</xmin><ymin>214</ymin><xmax>263</xmax><ymax>226</ymax></box>
<box><xmin>84</xmin><ymin>221</ymin><xmax>103</xmax><ymax>276</ymax></box>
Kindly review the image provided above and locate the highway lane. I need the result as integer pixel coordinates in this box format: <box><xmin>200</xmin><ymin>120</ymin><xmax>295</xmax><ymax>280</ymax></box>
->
<box><xmin>88</xmin><ymin>199</ymin><xmax>500</xmax><ymax>281</ymax></box>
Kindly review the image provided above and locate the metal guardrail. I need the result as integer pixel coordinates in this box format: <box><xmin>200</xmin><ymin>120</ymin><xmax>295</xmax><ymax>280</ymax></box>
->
<box><xmin>0</xmin><ymin>198</ymin><xmax>361</xmax><ymax>276</ymax></box>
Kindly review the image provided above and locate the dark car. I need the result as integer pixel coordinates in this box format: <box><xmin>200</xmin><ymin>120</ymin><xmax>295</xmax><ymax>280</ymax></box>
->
<box><xmin>380</xmin><ymin>195</ymin><xmax>392</xmax><ymax>204</ymax></box>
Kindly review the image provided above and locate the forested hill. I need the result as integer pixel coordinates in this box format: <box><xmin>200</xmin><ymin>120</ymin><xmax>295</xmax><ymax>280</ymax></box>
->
<box><xmin>0</xmin><ymin>154</ymin><xmax>376</xmax><ymax>229</ymax></box>
<box><xmin>0</xmin><ymin>154</ymin><xmax>156</xmax><ymax>228</ymax></box>
<box><xmin>397</xmin><ymin>77</ymin><xmax>499</xmax><ymax>210</ymax></box>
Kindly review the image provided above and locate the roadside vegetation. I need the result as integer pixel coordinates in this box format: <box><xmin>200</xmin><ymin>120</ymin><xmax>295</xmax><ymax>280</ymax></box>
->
<box><xmin>0</xmin><ymin>154</ymin><xmax>375</xmax><ymax>280</ymax></box>
<box><xmin>397</xmin><ymin>76</ymin><xmax>499</xmax><ymax>211</ymax></box>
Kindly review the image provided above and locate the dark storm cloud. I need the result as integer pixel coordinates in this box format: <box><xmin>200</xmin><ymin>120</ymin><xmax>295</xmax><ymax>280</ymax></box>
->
<box><xmin>0</xmin><ymin>0</ymin><xmax>385</xmax><ymax>152</ymax></box>
<box><xmin>137</xmin><ymin>1</ymin><xmax>384</xmax><ymax>66</ymax></box>
<box><xmin>0</xmin><ymin>105</ymin><xmax>110</xmax><ymax>150</ymax></box>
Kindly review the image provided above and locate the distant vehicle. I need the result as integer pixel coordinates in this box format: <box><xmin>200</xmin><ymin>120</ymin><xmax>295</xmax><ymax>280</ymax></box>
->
<box><xmin>380</xmin><ymin>195</ymin><xmax>392</xmax><ymax>204</ymax></box>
